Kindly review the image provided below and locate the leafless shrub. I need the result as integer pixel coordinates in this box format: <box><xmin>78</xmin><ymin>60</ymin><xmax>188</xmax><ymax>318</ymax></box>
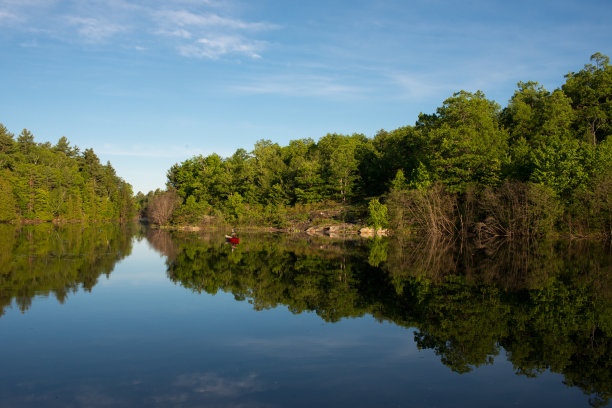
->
<box><xmin>146</xmin><ymin>190</ymin><xmax>179</xmax><ymax>225</ymax></box>
<box><xmin>476</xmin><ymin>182</ymin><xmax>560</xmax><ymax>238</ymax></box>
<box><xmin>388</xmin><ymin>183</ymin><xmax>458</xmax><ymax>236</ymax></box>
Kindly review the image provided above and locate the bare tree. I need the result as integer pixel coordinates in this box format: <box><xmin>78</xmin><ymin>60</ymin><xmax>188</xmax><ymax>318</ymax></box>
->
<box><xmin>146</xmin><ymin>190</ymin><xmax>179</xmax><ymax>225</ymax></box>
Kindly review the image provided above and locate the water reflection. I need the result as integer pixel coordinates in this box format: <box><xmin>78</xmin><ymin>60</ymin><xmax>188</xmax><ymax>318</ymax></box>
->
<box><xmin>0</xmin><ymin>223</ymin><xmax>134</xmax><ymax>317</ymax></box>
<box><xmin>149</xmin><ymin>230</ymin><xmax>612</xmax><ymax>407</ymax></box>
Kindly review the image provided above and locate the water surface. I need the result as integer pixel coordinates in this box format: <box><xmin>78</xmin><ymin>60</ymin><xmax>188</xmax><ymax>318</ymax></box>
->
<box><xmin>0</xmin><ymin>224</ymin><xmax>610</xmax><ymax>407</ymax></box>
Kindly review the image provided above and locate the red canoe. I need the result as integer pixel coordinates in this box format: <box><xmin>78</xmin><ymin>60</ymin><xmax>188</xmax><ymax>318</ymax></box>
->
<box><xmin>225</xmin><ymin>235</ymin><xmax>239</xmax><ymax>244</ymax></box>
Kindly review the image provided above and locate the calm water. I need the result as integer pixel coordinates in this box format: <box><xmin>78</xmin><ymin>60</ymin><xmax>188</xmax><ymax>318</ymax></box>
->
<box><xmin>0</xmin><ymin>223</ymin><xmax>610</xmax><ymax>407</ymax></box>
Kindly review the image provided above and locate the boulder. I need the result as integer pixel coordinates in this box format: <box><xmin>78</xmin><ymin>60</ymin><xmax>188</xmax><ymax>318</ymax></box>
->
<box><xmin>377</xmin><ymin>229</ymin><xmax>389</xmax><ymax>236</ymax></box>
<box><xmin>306</xmin><ymin>226</ymin><xmax>325</xmax><ymax>235</ymax></box>
<box><xmin>359</xmin><ymin>227</ymin><xmax>375</xmax><ymax>237</ymax></box>
<box><xmin>325</xmin><ymin>225</ymin><xmax>340</xmax><ymax>234</ymax></box>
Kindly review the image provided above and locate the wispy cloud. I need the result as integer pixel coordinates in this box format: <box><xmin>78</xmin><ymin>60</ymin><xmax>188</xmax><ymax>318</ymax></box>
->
<box><xmin>0</xmin><ymin>1</ymin><xmax>278</xmax><ymax>59</ymax></box>
<box><xmin>156</xmin><ymin>28</ymin><xmax>192</xmax><ymax>39</ymax></box>
<box><xmin>158</xmin><ymin>9</ymin><xmax>278</xmax><ymax>31</ymax></box>
<box><xmin>179</xmin><ymin>34</ymin><xmax>263</xmax><ymax>59</ymax></box>
<box><xmin>152</xmin><ymin>371</ymin><xmax>270</xmax><ymax>406</ymax></box>
<box><xmin>232</xmin><ymin>74</ymin><xmax>369</xmax><ymax>99</ymax></box>
<box><xmin>19</xmin><ymin>40</ymin><xmax>39</xmax><ymax>47</ymax></box>
<box><xmin>0</xmin><ymin>9</ymin><xmax>17</xmax><ymax>22</ymax></box>
<box><xmin>173</xmin><ymin>372</ymin><xmax>263</xmax><ymax>396</ymax></box>
<box><xmin>391</xmin><ymin>73</ymin><xmax>452</xmax><ymax>99</ymax></box>
<box><xmin>0</xmin><ymin>0</ymin><xmax>58</xmax><ymax>25</ymax></box>
<box><xmin>67</xmin><ymin>16</ymin><xmax>127</xmax><ymax>42</ymax></box>
<box><xmin>154</xmin><ymin>8</ymin><xmax>278</xmax><ymax>59</ymax></box>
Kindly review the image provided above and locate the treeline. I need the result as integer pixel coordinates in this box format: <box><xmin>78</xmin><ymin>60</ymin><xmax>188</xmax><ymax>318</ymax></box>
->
<box><xmin>0</xmin><ymin>125</ymin><xmax>134</xmax><ymax>222</ymax></box>
<box><xmin>151</xmin><ymin>53</ymin><xmax>611</xmax><ymax>237</ymax></box>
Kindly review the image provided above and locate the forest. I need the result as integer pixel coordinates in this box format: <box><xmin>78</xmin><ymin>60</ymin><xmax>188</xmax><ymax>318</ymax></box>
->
<box><xmin>144</xmin><ymin>53</ymin><xmax>611</xmax><ymax>237</ymax></box>
<box><xmin>0</xmin><ymin>127</ymin><xmax>134</xmax><ymax>223</ymax></box>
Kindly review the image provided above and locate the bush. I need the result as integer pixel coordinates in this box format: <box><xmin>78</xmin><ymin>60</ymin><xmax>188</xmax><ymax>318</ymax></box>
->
<box><xmin>368</xmin><ymin>198</ymin><xmax>388</xmax><ymax>230</ymax></box>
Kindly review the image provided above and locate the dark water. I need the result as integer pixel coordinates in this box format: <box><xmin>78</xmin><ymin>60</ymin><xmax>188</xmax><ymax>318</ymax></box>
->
<box><xmin>0</xmin><ymin>224</ymin><xmax>611</xmax><ymax>407</ymax></box>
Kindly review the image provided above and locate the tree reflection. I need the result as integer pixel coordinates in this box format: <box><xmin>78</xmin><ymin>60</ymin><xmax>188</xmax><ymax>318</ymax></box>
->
<box><xmin>0</xmin><ymin>223</ymin><xmax>134</xmax><ymax>316</ymax></box>
<box><xmin>150</xmin><ymin>229</ymin><xmax>612</xmax><ymax>406</ymax></box>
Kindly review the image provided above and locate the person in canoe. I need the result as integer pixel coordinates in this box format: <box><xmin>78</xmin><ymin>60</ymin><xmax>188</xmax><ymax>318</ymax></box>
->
<box><xmin>225</xmin><ymin>229</ymin><xmax>239</xmax><ymax>244</ymax></box>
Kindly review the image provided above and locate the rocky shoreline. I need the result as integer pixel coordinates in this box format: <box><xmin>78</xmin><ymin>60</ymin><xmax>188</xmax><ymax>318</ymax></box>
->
<box><xmin>150</xmin><ymin>221</ymin><xmax>389</xmax><ymax>238</ymax></box>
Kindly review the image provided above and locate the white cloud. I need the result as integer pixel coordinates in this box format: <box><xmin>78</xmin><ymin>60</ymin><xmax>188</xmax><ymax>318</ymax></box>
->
<box><xmin>156</xmin><ymin>28</ymin><xmax>192</xmax><ymax>39</ymax></box>
<box><xmin>0</xmin><ymin>9</ymin><xmax>14</xmax><ymax>18</ymax></box>
<box><xmin>232</xmin><ymin>74</ymin><xmax>369</xmax><ymax>99</ymax></box>
<box><xmin>179</xmin><ymin>34</ymin><xmax>263</xmax><ymax>59</ymax></box>
<box><xmin>0</xmin><ymin>0</ymin><xmax>59</xmax><ymax>24</ymax></box>
<box><xmin>19</xmin><ymin>40</ymin><xmax>39</xmax><ymax>47</ymax></box>
<box><xmin>158</xmin><ymin>9</ymin><xmax>277</xmax><ymax>31</ymax></box>
<box><xmin>152</xmin><ymin>7</ymin><xmax>279</xmax><ymax>59</ymax></box>
<box><xmin>67</xmin><ymin>16</ymin><xmax>127</xmax><ymax>41</ymax></box>
<box><xmin>0</xmin><ymin>9</ymin><xmax>19</xmax><ymax>24</ymax></box>
<box><xmin>391</xmin><ymin>73</ymin><xmax>451</xmax><ymax>99</ymax></box>
<box><xmin>0</xmin><ymin>1</ymin><xmax>277</xmax><ymax>59</ymax></box>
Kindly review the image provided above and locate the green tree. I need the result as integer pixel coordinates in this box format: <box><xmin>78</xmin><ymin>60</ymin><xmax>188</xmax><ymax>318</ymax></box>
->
<box><xmin>361</xmin><ymin>126</ymin><xmax>427</xmax><ymax>195</ymax></box>
<box><xmin>562</xmin><ymin>52</ymin><xmax>612</xmax><ymax>146</ymax></box>
<box><xmin>283</xmin><ymin>138</ymin><xmax>323</xmax><ymax>203</ymax></box>
<box><xmin>226</xmin><ymin>192</ymin><xmax>246</xmax><ymax>223</ymax></box>
<box><xmin>0</xmin><ymin>170</ymin><xmax>17</xmax><ymax>222</ymax></box>
<box><xmin>408</xmin><ymin>162</ymin><xmax>432</xmax><ymax>190</ymax></box>
<box><xmin>390</xmin><ymin>169</ymin><xmax>408</xmax><ymax>191</ymax></box>
<box><xmin>368</xmin><ymin>198</ymin><xmax>388</xmax><ymax>230</ymax></box>
<box><xmin>502</xmin><ymin>82</ymin><xmax>576</xmax><ymax>182</ymax></box>
<box><xmin>54</xmin><ymin>136</ymin><xmax>72</xmax><ymax>156</ymax></box>
<box><xmin>0</xmin><ymin>123</ymin><xmax>15</xmax><ymax>154</ymax></box>
<box><xmin>251</xmin><ymin>139</ymin><xmax>287</xmax><ymax>204</ymax></box>
<box><xmin>318</xmin><ymin>133</ymin><xmax>365</xmax><ymax>202</ymax></box>
<box><xmin>425</xmin><ymin>91</ymin><xmax>508</xmax><ymax>192</ymax></box>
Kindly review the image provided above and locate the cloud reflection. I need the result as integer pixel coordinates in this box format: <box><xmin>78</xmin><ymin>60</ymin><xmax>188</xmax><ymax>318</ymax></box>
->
<box><xmin>153</xmin><ymin>371</ymin><xmax>273</xmax><ymax>407</ymax></box>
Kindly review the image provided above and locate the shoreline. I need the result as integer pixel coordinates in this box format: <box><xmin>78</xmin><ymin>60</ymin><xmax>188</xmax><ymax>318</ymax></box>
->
<box><xmin>1</xmin><ymin>219</ymin><xmax>609</xmax><ymax>241</ymax></box>
<box><xmin>147</xmin><ymin>222</ymin><xmax>611</xmax><ymax>241</ymax></box>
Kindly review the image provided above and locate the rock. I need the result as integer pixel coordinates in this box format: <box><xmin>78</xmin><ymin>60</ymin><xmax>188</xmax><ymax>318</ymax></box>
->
<box><xmin>307</xmin><ymin>223</ymin><xmax>358</xmax><ymax>236</ymax></box>
<box><xmin>377</xmin><ymin>229</ymin><xmax>389</xmax><ymax>236</ymax></box>
<box><xmin>359</xmin><ymin>227</ymin><xmax>375</xmax><ymax>237</ymax></box>
<box><xmin>306</xmin><ymin>226</ymin><xmax>325</xmax><ymax>235</ymax></box>
<box><xmin>359</xmin><ymin>227</ymin><xmax>389</xmax><ymax>237</ymax></box>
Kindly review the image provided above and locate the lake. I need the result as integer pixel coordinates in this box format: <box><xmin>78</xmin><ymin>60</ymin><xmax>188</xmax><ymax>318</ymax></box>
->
<box><xmin>1</xmin><ymin>223</ymin><xmax>610</xmax><ymax>407</ymax></box>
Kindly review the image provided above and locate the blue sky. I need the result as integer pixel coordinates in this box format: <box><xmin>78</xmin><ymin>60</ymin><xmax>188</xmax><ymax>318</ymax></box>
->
<box><xmin>0</xmin><ymin>0</ymin><xmax>610</xmax><ymax>193</ymax></box>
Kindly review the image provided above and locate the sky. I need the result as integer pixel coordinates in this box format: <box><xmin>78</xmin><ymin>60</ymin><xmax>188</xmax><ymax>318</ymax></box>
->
<box><xmin>0</xmin><ymin>0</ymin><xmax>610</xmax><ymax>194</ymax></box>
